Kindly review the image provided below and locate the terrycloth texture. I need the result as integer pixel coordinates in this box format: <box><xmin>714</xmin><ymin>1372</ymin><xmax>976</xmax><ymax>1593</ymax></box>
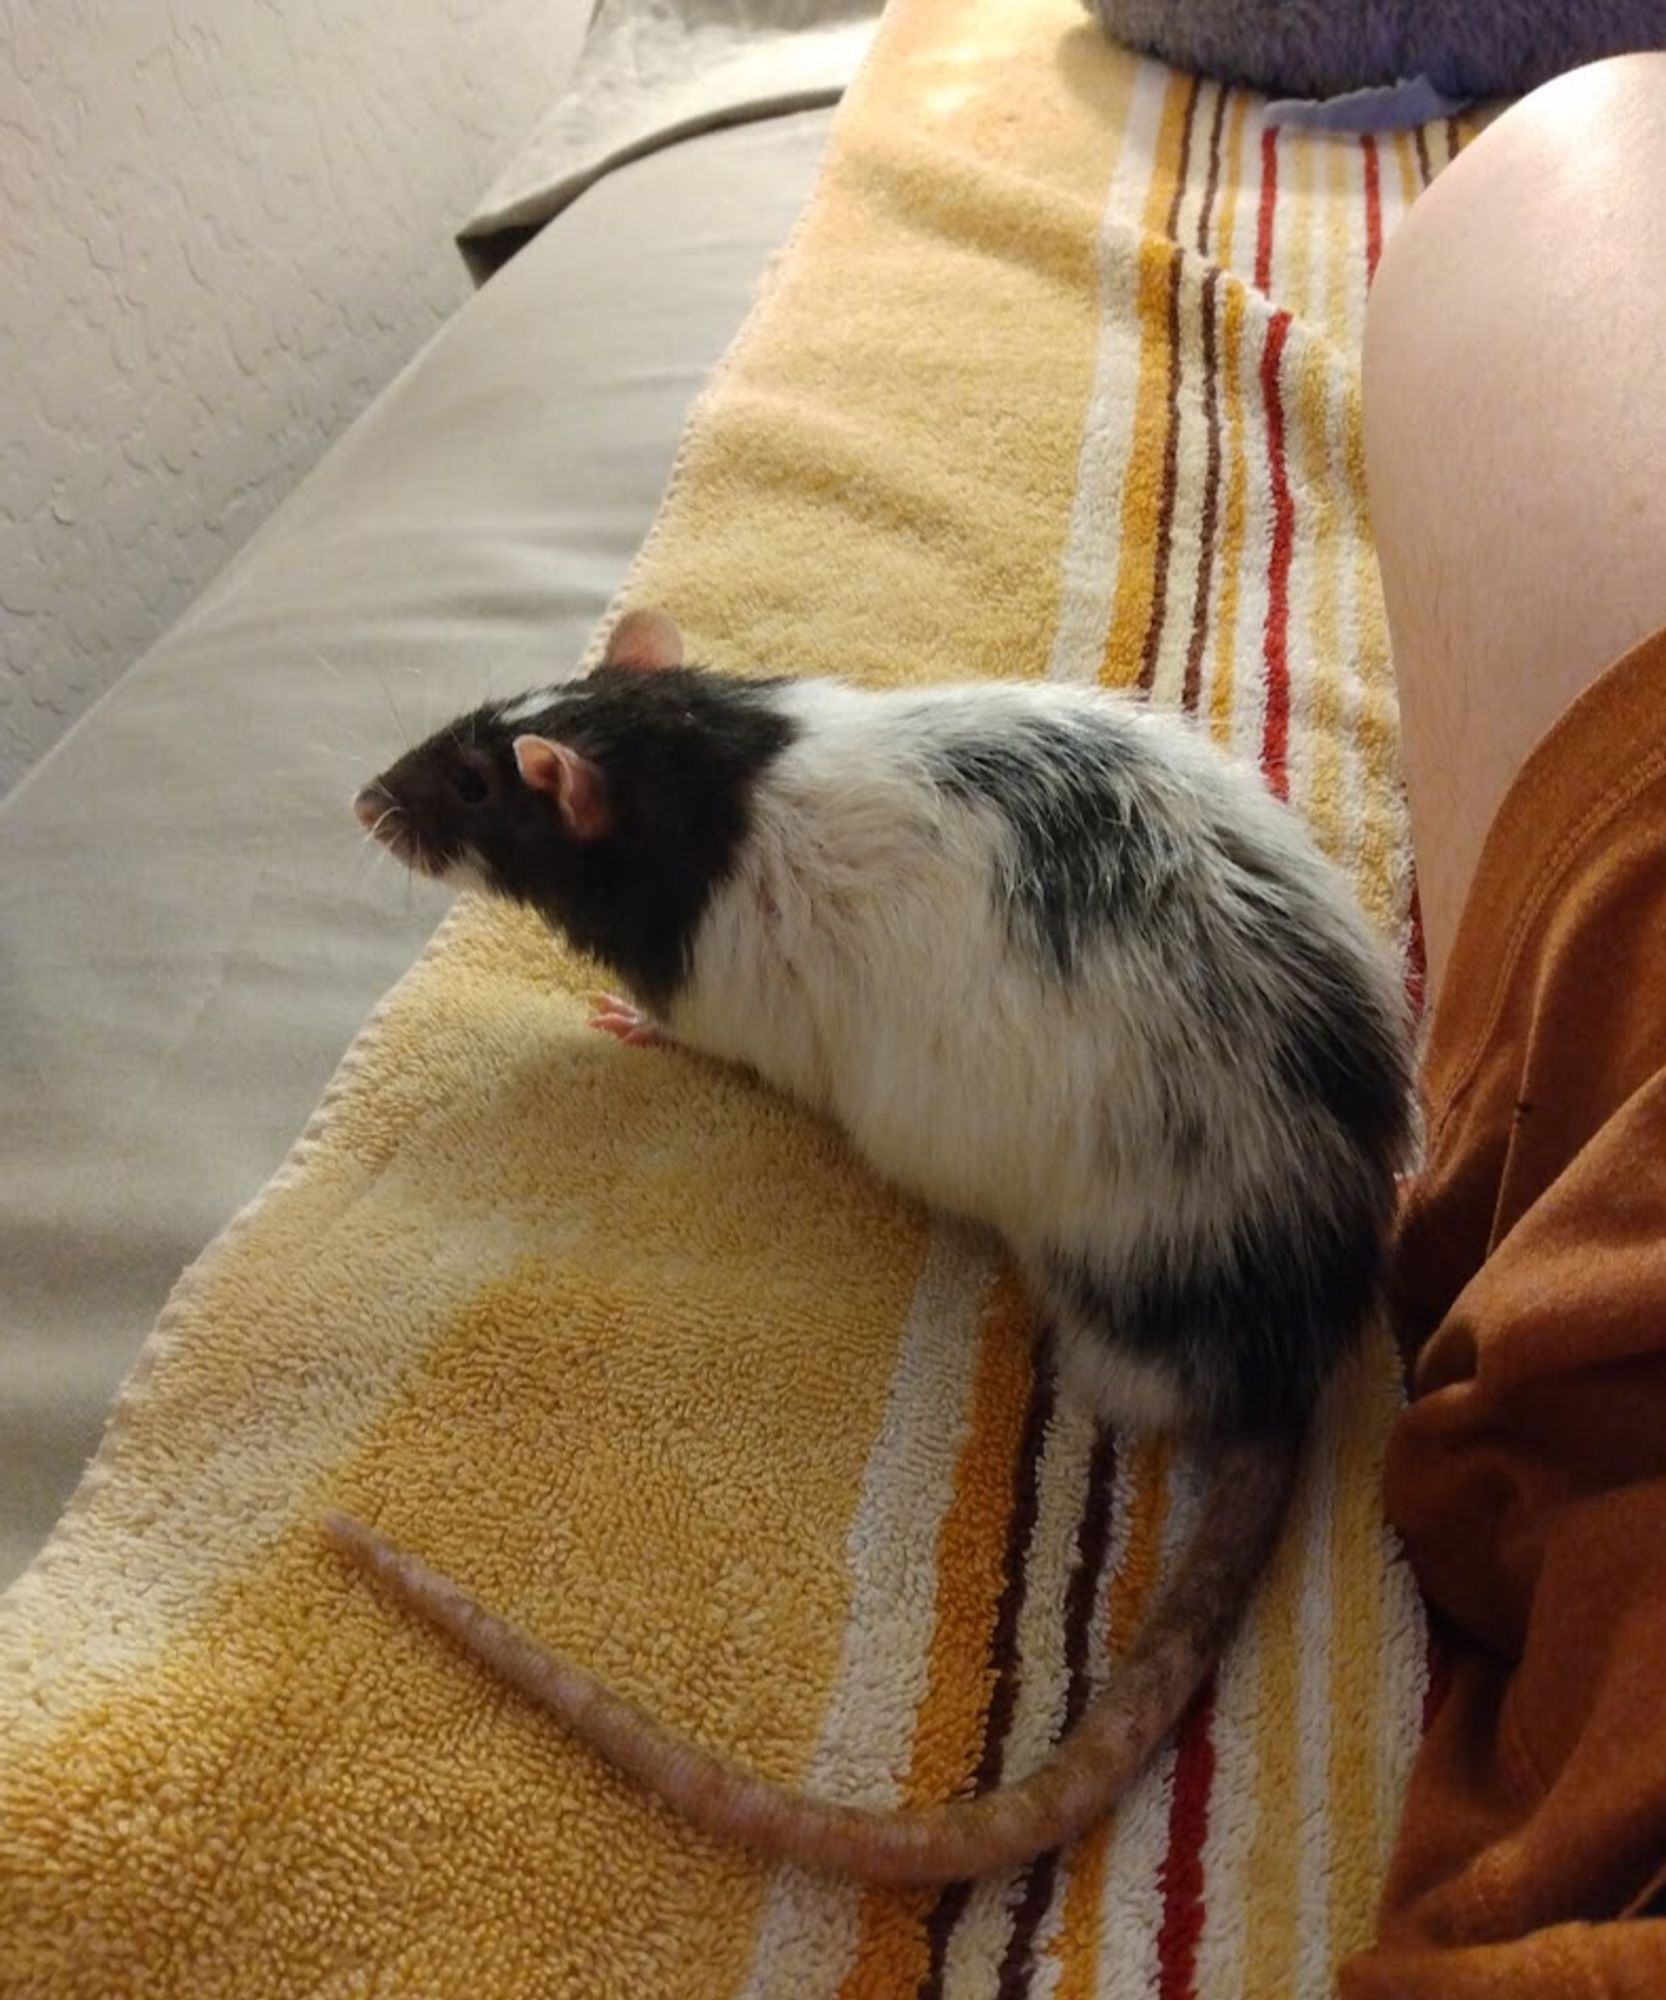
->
<box><xmin>0</xmin><ymin>3</ymin><xmax>1470</xmax><ymax>1993</ymax></box>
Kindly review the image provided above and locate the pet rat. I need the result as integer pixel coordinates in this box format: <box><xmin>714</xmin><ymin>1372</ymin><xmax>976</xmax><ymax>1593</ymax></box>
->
<box><xmin>327</xmin><ymin>605</ymin><xmax>1412</xmax><ymax>1887</ymax></box>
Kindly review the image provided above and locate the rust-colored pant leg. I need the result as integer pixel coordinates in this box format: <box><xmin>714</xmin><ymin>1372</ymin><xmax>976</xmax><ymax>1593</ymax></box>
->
<box><xmin>1343</xmin><ymin>629</ymin><xmax>1666</xmax><ymax>1997</ymax></box>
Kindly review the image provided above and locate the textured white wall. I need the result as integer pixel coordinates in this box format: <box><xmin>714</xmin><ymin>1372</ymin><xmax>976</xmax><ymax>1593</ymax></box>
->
<box><xmin>0</xmin><ymin>0</ymin><xmax>589</xmax><ymax>792</ymax></box>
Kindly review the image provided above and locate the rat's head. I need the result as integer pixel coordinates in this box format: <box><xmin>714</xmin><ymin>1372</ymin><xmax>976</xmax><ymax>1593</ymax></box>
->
<box><xmin>353</xmin><ymin>607</ymin><xmax>793</xmax><ymax>1002</ymax></box>
<box><xmin>352</xmin><ymin>608</ymin><xmax>684</xmax><ymax>896</ymax></box>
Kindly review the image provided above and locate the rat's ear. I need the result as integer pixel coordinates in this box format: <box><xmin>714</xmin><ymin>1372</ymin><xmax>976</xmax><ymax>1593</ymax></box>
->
<box><xmin>603</xmin><ymin>606</ymin><xmax>683</xmax><ymax>673</ymax></box>
<box><xmin>512</xmin><ymin>735</ymin><xmax>610</xmax><ymax>840</ymax></box>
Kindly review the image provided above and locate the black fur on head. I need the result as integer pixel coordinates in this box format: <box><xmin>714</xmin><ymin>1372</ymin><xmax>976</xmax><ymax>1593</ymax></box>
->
<box><xmin>355</xmin><ymin>656</ymin><xmax>796</xmax><ymax>1012</ymax></box>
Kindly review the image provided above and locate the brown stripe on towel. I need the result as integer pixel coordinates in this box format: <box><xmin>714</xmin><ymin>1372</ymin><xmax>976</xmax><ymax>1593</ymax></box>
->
<box><xmin>1182</xmin><ymin>82</ymin><xmax>1231</xmax><ymax>725</ymax></box>
<box><xmin>917</xmin><ymin>1332</ymin><xmax>1058</xmax><ymax>1999</ymax></box>
<box><xmin>1181</xmin><ymin>263</ymin><xmax>1224</xmax><ymax>716</ymax></box>
<box><xmin>1196</xmin><ymin>82</ymin><xmax>1227</xmax><ymax>258</ymax></box>
<box><xmin>1099</xmin><ymin>67</ymin><xmax>1199</xmax><ymax>691</ymax></box>
<box><xmin>1043</xmin><ymin>1435</ymin><xmax>1177</xmax><ymax>1998</ymax></box>
<box><xmin>1136</xmin><ymin>72</ymin><xmax>1203</xmax><ymax>694</ymax></box>
<box><xmin>993</xmin><ymin>1424</ymin><xmax>1120</xmax><ymax>2000</ymax></box>
<box><xmin>1413</xmin><ymin>124</ymin><xmax>1433</xmax><ymax>188</ymax></box>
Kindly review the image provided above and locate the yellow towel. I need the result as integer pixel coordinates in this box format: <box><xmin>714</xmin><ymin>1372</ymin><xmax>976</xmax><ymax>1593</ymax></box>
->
<box><xmin>0</xmin><ymin>3</ymin><xmax>1476</xmax><ymax>1993</ymax></box>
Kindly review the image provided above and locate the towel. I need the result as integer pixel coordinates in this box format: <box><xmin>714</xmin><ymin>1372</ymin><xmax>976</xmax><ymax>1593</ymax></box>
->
<box><xmin>0</xmin><ymin>3</ymin><xmax>1476</xmax><ymax>1992</ymax></box>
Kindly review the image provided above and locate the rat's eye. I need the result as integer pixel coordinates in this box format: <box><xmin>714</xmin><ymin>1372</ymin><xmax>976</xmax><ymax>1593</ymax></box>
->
<box><xmin>449</xmin><ymin>755</ymin><xmax>491</xmax><ymax>807</ymax></box>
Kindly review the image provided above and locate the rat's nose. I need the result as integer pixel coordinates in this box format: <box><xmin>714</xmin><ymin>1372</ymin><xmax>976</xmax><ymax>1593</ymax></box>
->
<box><xmin>354</xmin><ymin>784</ymin><xmax>389</xmax><ymax>833</ymax></box>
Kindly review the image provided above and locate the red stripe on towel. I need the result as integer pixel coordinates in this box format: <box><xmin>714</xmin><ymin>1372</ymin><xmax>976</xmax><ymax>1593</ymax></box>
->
<box><xmin>1157</xmin><ymin>1681</ymin><xmax>1218</xmax><ymax>2000</ymax></box>
<box><xmin>1255</xmin><ymin>125</ymin><xmax>1278</xmax><ymax>294</ymax></box>
<box><xmin>1259</xmin><ymin>308</ymin><xmax>1294</xmax><ymax>799</ymax></box>
<box><xmin>1405</xmin><ymin>882</ymin><xmax>1428</xmax><ymax>1020</ymax></box>
<box><xmin>1362</xmin><ymin>136</ymin><xmax>1383</xmax><ymax>281</ymax></box>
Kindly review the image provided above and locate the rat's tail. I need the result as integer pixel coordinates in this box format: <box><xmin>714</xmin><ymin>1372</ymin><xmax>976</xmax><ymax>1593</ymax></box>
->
<box><xmin>322</xmin><ymin>1430</ymin><xmax>1297</xmax><ymax>1887</ymax></box>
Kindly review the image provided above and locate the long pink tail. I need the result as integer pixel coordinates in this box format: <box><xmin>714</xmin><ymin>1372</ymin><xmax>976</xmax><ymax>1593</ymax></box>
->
<box><xmin>322</xmin><ymin>1431</ymin><xmax>1295</xmax><ymax>1886</ymax></box>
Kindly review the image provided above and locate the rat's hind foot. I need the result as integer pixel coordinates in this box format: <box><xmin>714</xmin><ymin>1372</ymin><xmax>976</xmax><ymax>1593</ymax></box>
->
<box><xmin>588</xmin><ymin>994</ymin><xmax>668</xmax><ymax>1048</ymax></box>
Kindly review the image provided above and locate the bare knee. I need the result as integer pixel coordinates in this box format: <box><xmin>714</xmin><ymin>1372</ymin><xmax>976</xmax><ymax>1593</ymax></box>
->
<box><xmin>1365</xmin><ymin>48</ymin><xmax>1666</xmax><ymax>602</ymax></box>
<box><xmin>1362</xmin><ymin>53</ymin><xmax>1666</xmax><ymax>992</ymax></box>
<box><xmin>1366</xmin><ymin>49</ymin><xmax>1666</xmax><ymax>536</ymax></box>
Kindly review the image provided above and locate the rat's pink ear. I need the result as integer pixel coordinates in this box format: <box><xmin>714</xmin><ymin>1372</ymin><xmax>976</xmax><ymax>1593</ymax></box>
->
<box><xmin>603</xmin><ymin>606</ymin><xmax>683</xmax><ymax>673</ymax></box>
<box><xmin>512</xmin><ymin>735</ymin><xmax>610</xmax><ymax>840</ymax></box>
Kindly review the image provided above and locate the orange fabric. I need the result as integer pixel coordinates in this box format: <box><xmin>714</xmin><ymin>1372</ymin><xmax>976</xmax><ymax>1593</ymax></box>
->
<box><xmin>1342</xmin><ymin>627</ymin><xmax>1666</xmax><ymax>1994</ymax></box>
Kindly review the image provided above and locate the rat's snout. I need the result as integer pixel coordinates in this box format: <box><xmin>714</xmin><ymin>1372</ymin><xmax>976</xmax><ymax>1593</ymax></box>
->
<box><xmin>352</xmin><ymin>746</ymin><xmax>484</xmax><ymax>881</ymax></box>
<box><xmin>351</xmin><ymin>770</ymin><xmax>445</xmax><ymax>877</ymax></box>
<box><xmin>353</xmin><ymin>783</ymin><xmax>391</xmax><ymax>834</ymax></box>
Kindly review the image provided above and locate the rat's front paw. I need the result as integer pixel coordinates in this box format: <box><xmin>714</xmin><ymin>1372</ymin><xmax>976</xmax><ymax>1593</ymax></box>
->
<box><xmin>588</xmin><ymin>994</ymin><xmax>668</xmax><ymax>1049</ymax></box>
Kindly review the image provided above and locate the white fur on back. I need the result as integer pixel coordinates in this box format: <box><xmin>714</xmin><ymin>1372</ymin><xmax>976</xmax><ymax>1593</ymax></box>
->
<box><xmin>667</xmin><ymin>680</ymin><xmax>1390</xmax><ymax>1352</ymax></box>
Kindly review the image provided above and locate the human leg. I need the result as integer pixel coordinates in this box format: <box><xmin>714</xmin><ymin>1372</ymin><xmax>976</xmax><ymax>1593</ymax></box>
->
<box><xmin>1363</xmin><ymin>52</ymin><xmax>1666</xmax><ymax>1001</ymax></box>
<box><xmin>1344</xmin><ymin>52</ymin><xmax>1666</xmax><ymax>2000</ymax></box>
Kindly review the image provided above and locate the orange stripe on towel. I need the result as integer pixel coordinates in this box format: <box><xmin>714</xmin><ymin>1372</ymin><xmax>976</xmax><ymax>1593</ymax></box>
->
<box><xmin>1099</xmin><ymin>71</ymin><xmax>1198</xmax><ymax>689</ymax></box>
<box><xmin>835</xmin><ymin>1269</ymin><xmax>1035</xmax><ymax>1999</ymax></box>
